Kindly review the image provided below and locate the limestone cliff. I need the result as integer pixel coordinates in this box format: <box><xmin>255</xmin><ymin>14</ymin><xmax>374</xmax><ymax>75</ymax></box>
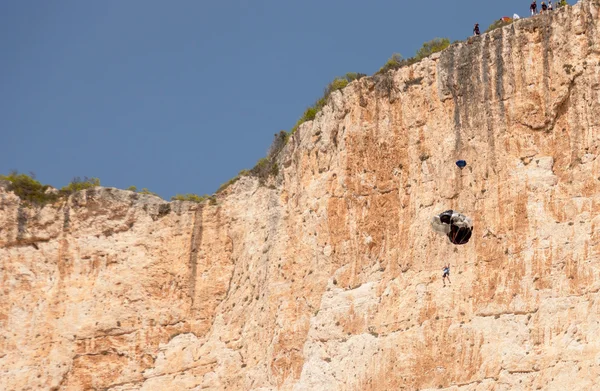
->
<box><xmin>2</xmin><ymin>1</ymin><xmax>600</xmax><ymax>390</ymax></box>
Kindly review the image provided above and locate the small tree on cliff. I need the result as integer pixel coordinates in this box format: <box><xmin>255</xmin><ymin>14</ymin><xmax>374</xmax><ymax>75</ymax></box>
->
<box><xmin>377</xmin><ymin>53</ymin><xmax>404</xmax><ymax>74</ymax></box>
<box><xmin>0</xmin><ymin>171</ymin><xmax>58</xmax><ymax>205</ymax></box>
<box><xmin>414</xmin><ymin>38</ymin><xmax>450</xmax><ymax>60</ymax></box>
<box><xmin>60</xmin><ymin>177</ymin><xmax>100</xmax><ymax>195</ymax></box>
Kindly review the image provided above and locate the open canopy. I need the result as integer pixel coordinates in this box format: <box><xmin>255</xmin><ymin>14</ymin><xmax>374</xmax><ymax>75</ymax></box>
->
<box><xmin>431</xmin><ymin>210</ymin><xmax>473</xmax><ymax>245</ymax></box>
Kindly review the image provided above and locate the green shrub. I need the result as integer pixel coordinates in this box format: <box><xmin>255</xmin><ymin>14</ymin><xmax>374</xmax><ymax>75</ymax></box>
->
<box><xmin>325</xmin><ymin>78</ymin><xmax>349</xmax><ymax>94</ymax></box>
<box><xmin>218</xmin><ymin>72</ymin><xmax>366</xmax><ymax>191</ymax></box>
<box><xmin>268</xmin><ymin>130</ymin><xmax>289</xmax><ymax>159</ymax></box>
<box><xmin>302</xmin><ymin>107</ymin><xmax>319</xmax><ymax>122</ymax></box>
<box><xmin>344</xmin><ymin>72</ymin><xmax>366</xmax><ymax>82</ymax></box>
<box><xmin>376</xmin><ymin>54</ymin><xmax>421</xmax><ymax>75</ymax></box>
<box><xmin>485</xmin><ymin>19</ymin><xmax>513</xmax><ymax>33</ymax></box>
<box><xmin>126</xmin><ymin>186</ymin><xmax>161</xmax><ymax>197</ymax></box>
<box><xmin>556</xmin><ymin>0</ymin><xmax>567</xmax><ymax>8</ymax></box>
<box><xmin>377</xmin><ymin>39</ymin><xmax>450</xmax><ymax>76</ymax></box>
<box><xmin>249</xmin><ymin>157</ymin><xmax>280</xmax><ymax>184</ymax></box>
<box><xmin>289</xmin><ymin>73</ymin><xmax>364</xmax><ymax>137</ymax></box>
<box><xmin>216</xmin><ymin>169</ymin><xmax>251</xmax><ymax>194</ymax></box>
<box><xmin>378</xmin><ymin>53</ymin><xmax>404</xmax><ymax>74</ymax></box>
<box><xmin>415</xmin><ymin>38</ymin><xmax>450</xmax><ymax>60</ymax></box>
<box><xmin>138</xmin><ymin>188</ymin><xmax>159</xmax><ymax>197</ymax></box>
<box><xmin>0</xmin><ymin>171</ymin><xmax>58</xmax><ymax>205</ymax></box>
<box><xmin>251</xmin><ymin>158</ymin><xmax>270</xmax><ymax>177</ymax></box>
<box><xmin>170</xmin><ymin>193</ymin><xmax>208</xmax><ymax>202</ymax></box>
<box><xmin>216</xmin><ymin>179</ymin><xmax>237</xmax><ymax>194</ymax></box>
<box><xmin>60</xmin><ymin>177</ymin><xmax>100</xmax><ymax>195</ymax></box>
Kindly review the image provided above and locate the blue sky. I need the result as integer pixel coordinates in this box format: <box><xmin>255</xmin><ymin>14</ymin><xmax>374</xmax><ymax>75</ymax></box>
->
<box><xmin>1</xmin><ymin>0</ymin><xmax>539</xmax><ymax>199</ymax></box>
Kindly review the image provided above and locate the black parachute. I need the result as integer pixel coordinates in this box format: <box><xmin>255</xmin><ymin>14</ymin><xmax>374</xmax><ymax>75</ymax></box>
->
<box><xmin>431</xmin><ymin>210</ymin><xmax>473</xmax><ymax>245</ymax></box>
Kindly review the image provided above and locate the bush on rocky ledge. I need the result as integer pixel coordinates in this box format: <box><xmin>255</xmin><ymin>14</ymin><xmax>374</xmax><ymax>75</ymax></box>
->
<box><xmin>0</xmin><ymin>172</ymin><xmax>58</xmax><ymax>206</ymax></box>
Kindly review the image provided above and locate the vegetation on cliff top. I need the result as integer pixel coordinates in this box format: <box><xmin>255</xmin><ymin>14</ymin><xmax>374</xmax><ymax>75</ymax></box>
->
<box><xmin>288</xmin><ymin>73</ymin><xmax>366</xmax><ymax>138</ymax></box>
<box><xmin>4</xmin><ymin>36</ymin><xmax>457</xmax><ymax>203</ymax></box>
<box><xmin>127</xmin><ymin>186</ymin><xmax>160</xmax><ymax>197</ymax></box>
<box><xmin>60</xmin><ymin>176</ymin><xmax>101</xmax><ymax>194</ymax></box>
<box><xmin>171</xmin><ymin>193</ymin><xmax>216</xmax><ymax>205</ymax></box>
<box><xmin>377</xmin><ymin>38</ymin><xmax>450</xmax><ymax>75</ymax></box>
<box><xmin>485</xmin><ymin>18</ymin><xmax>514</xmax><ymax>33</ymax></box>
<box><xmin>0</xmin><ymin>172</ymin><xmax>58</xmax><ymax>205</ymax></box>
<box><xmin>280</xmin><ymin>37</ymin><xmax>451</xmax><ymax>151</ymax></box>
<box><xmin>0</xmin><ymin>172</ymin><xmax>101</xmax><ymax>206</ymax></box>
<box><xmin>0</xmin><ymin>171</ymin><xmax>220</xmax><ymax>207</ymax></box>
<box><xmin>2</xmin><ymin>6</ymin><xmax>577</xmax><ymax>205</ymax></box>
<box><xmin>215</xmin><ymin>37</ymin><xmax>452</xmax><ymax>194</ymax></box>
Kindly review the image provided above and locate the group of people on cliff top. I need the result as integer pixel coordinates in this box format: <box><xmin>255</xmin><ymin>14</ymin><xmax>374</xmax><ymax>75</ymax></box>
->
<box><xmin>473</xmin><ymin>0</ymin><xmax>568</xmax><ymax>36</ymax></box>
<box><xmin>531</xmin><ymin>0</ymin><xmax>553</xmax><ymax>14</ymax></box>
<box><xmin>531</xmin><ymin>0</ymin><xmax>568</xmax><ymax>14</ymax></box>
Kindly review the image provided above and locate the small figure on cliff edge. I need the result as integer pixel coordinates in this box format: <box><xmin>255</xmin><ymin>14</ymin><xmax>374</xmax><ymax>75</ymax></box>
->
<box><xmin>548</xmin><ymin>1</ymin><xmax>553</xmax><ymax>10</ymax></box>
<box><xmin>442</xmin><ymin>264</ymin><xmax>451</xmax><ymax>287</ymax></box>
<box><xmin>530</xmin><ymin>0</ymin><xmax>537</xmax><ymax>15</ymax></box>
<box><xmin>473</xmin><ymin>23</ymin><xmax>480</xmax><ymax>36</ymax></box>
<box><xmin>541</xmin><ymin>1</ymin><xmax>548</xmax><ymax>12</ymax></box>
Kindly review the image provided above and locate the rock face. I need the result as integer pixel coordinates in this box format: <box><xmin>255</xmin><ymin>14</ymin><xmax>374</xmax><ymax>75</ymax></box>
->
<box><xmin>2</xmin><ymin>2</ymin><xmax>600</xmax><ymax>390</ymax></box>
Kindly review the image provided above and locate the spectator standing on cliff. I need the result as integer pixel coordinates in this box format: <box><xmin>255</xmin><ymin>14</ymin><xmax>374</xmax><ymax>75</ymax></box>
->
<box><xmin>473</xmin><ymin>23</ymin><xmax>480</xmax><ymax>36</ymax></box>
<box><xmin>531</xmin><ymin>0</ymin><xmax>537</xmax><ymax>15</ymax></box>
<box><xmin>541</xmin><ymin>1</ymin><xmax>548</xmax><ymax>12</ymax></box>
<box><xmin>548</xmin><ymin>0</ymin><xmax>553</xmax><ymax>10</ymax></box>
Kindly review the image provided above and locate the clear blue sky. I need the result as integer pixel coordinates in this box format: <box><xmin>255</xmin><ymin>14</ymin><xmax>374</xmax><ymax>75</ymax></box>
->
<box><xmin>1</xmin><ymin>0</ymin><xmax>537</xmax><ymax>199</ymax></box>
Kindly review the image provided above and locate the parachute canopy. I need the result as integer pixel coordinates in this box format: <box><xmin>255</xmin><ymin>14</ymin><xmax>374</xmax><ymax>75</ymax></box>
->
<box><xmin>431</xmin><ymin>210</ymin><xmax>473</xmax><ymax>245</ymax></box>
<box><xmin>455</xmin><ymin>160</ymin><xmax>467</xmax><ymax>169</ymax></box>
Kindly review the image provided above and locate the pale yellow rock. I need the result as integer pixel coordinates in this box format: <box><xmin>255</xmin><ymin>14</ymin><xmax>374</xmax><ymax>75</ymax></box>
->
<box><xmin>2</xmin><ymin>1</ymin><xmax>600</xmax><ymax>390</ymax></box>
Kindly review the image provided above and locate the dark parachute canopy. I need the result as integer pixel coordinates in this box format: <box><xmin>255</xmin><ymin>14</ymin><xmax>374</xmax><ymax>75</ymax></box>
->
<box><xmin>431</xmin><ymin>210</ymin><xmax>473</xmax><ymax>245</ymax></box>
<box><xmin>455</xmin><ymin>160</ymin><xmax>467</xmax><ymax>169</ymax></box>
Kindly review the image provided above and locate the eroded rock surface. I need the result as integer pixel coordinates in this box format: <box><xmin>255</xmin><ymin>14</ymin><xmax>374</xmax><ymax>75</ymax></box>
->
<box><xmin>2</xmin><ymin>1</ymin><xmax>600</xmax><ymax>389</ymax></box>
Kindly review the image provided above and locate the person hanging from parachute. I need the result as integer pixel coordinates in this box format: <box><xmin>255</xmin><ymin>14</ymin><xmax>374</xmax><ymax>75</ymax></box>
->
<box><xmin>431</xmin><ymin>210</ymin><xmax>472</xmax><ymax>286</ymax></box>
<box><xmin>442</xmin><ymin>264</ymin><xmax>451</xmax><ymax>286</ymax></box>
